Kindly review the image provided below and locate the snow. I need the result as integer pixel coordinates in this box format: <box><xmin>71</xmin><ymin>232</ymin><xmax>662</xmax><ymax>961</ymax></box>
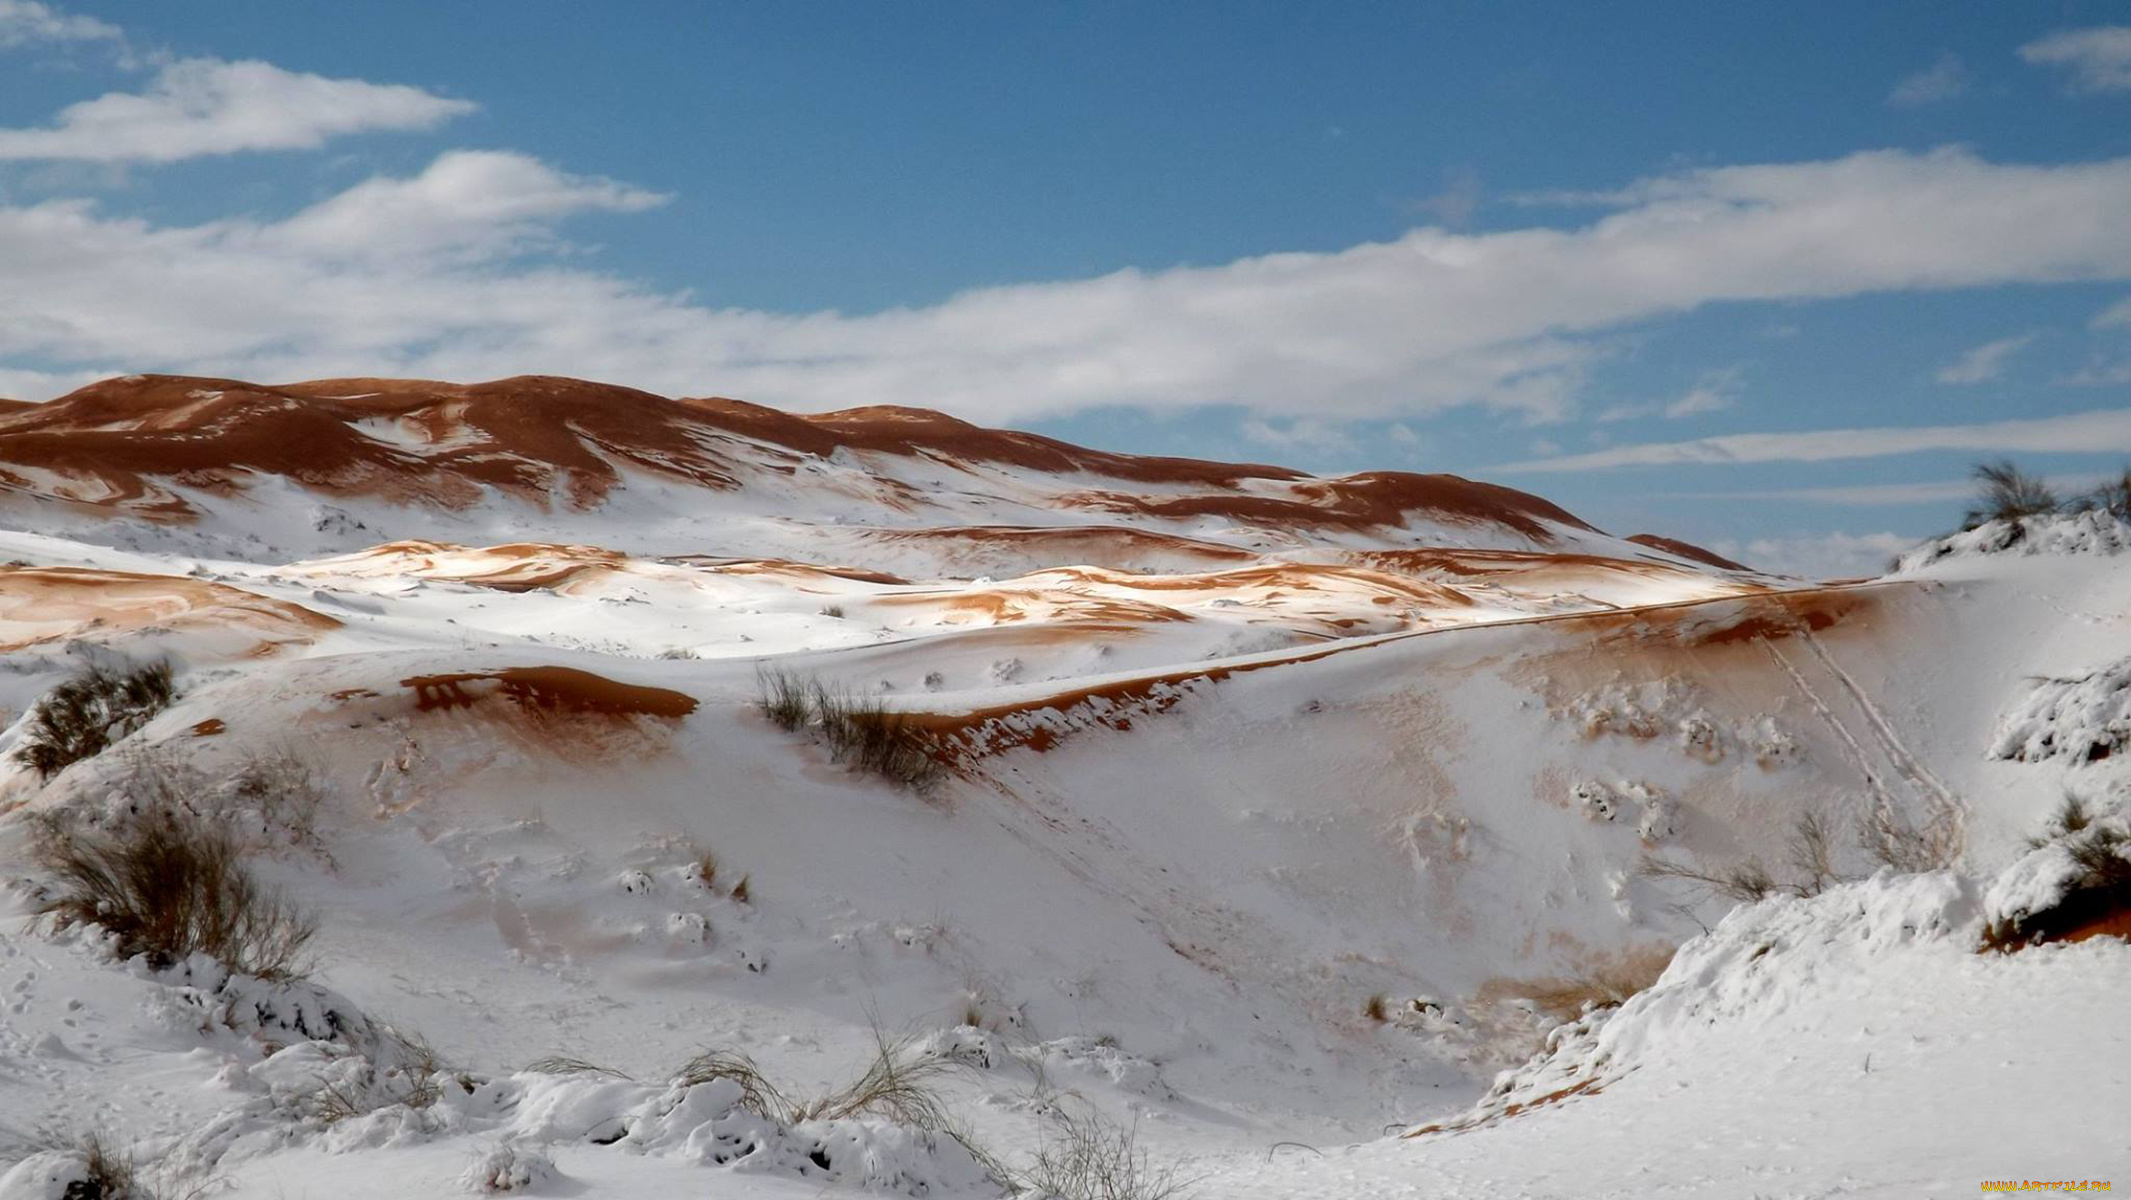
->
<box><xmin>1992</xmin><ymin>652</ymin><xmax>2131</xmax><ymax>765</ymax></box>
<box><xmin>1895</xmin><ymin>509</ymin><xmax>2131</xmax><ymax>573</ymax></box>
<box><xmin>0</xmin><ymin>446</ymin><xmax>2127</xmax><ymax>1194</ymax></box>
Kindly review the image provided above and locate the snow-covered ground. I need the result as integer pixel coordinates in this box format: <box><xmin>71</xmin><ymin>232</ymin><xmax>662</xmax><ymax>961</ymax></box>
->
<box><xmin>0</xmin><ymin>387</ymin><xmax>2126</xmax><ymax>1197</ymax></box>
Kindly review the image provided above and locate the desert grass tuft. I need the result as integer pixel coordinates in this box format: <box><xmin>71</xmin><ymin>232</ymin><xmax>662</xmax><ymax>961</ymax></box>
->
<box><xmin>523</xmin><ymin>1055</ymin><xmax>634</xmax><ymax>1080</ymax></box>
<box><xmin>754</xmin><ymin>669</ymin><xmax>945</xmax><ymax>790</ymax></box>
<box><xmin>30</xmin><ymin>804</ymin><xmax>316</xmax><ymax>980</ymax></box>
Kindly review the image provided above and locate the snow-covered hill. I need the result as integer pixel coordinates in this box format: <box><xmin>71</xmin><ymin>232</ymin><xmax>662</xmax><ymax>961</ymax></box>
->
<box><xmin>0</xmin><ymin>374</ymin><xmax>1745</xmax><ymax>575</ymax></box>
<box><xmin>0</xmin><ymin>381</ymin><xmax>2124</xmax><ymax>1198</ymax></box>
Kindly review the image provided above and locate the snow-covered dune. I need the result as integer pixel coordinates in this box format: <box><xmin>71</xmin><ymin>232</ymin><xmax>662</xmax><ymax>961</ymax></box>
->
<box><xmin>0</xmin><ymin>383</ymin><xmax>2124</xmax><ymax>1197</ymax></box>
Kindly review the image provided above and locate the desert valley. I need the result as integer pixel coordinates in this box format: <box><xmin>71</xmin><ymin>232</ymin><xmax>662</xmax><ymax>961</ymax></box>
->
<box><xmin>0</xmin><ymin>373</ymin><xmax>2122</xmax><ymax>1198</ymax></box>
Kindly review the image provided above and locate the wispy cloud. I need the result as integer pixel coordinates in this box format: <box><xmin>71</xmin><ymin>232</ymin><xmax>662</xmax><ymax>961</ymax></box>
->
<box><xmin>1665</xmin><ymin>470</ymin><xmax>2115</xmax><ymax>506</ymax></box>
<box><xmin>0</xmin><ymin>0</ymin><xmax>118</xmax><ymax>49</ymax></box>
<box><xmin>1598</xmin><ymin>367</ymin><xmax>1742</xmax><ymax>421</ymax></box>
<box><xmin>1494</xmin><ymin>409</ymin><xmax>2131</xmax><ymax>473</ymax></box>
<box><xmin>11</xmin><ymin>147</ymin><xmax>2131</xmax><ymax>425</ymax></box>
<box><xmin>1410</xmin><ymin>165</ymin><xmax>1483</xmax><ymax>229</ymax></box>
<box><xmin>2062</xmin><ymin>360</ymin><xmax>2131</xmax><ymax>386</ymax></box>
<box><xmin>1934</xmin><ymin>334</ymin><xmax>2034</xmax><ymax>384</ymax></box>
<box><xmin>1240</xmin><ymin>416</ymin><xmax>1359</xmax><ymax>454</ymax></box>
<box><xmin>0</xmin><ymin>58</ymin><xmax>475</xmax><ymax>163</ymax></box>
<box><xmin>2095</xmin><ymin>296</ymin><xmax>2131</xmax><ymax>328</ymax></box>
<box><xmin>2020</xmin><ymin>26</ymin><xmax>2131</xmax><ymax>93</ymax></box>
<box><xmin>1888</xmin><ymin>52</ymin><xmax>1968</xmax><ymax>107</ymax></box>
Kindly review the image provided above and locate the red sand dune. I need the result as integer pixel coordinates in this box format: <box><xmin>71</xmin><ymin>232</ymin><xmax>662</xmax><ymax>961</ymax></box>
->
<box><xmin>0</xmin><ymin>565</ymin><xmax>338</xmax><ymax>651</ymax></box>
<box><xmin>0</xmin><ymin>374</ymin><xmax>1610</xmax><ymax>546</ymax></box>
<box><xmin>1626</xmin><ymin>533</ymin><xmax>1751</xmax><ymax>572</ymax></box>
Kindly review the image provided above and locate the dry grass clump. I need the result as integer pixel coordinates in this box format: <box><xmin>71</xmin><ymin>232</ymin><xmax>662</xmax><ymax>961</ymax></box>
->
<box><xmin>22</xmin><ymin>1127</ymin><xmax>210</xmax><ymax>1200</ymax></box>
<box><xmin>29</xmin><ymin>804</ymin><xmax>316</xmax><ymax>980</ymax></box>
<box><xmin>1987</xmin><ymin>796</ymin><xmax>2131</xmax><ymax>949</ymax></box>
<box><xmin>671</xmin><ymin>1048</ymin><xmax>795</xmax><ymax>1121</ymax></box>
<box><xmin>754</xmin><ymin>669</ymin><xmax>945</xmax><ymax>790</ymax></box>
<box><xmin>673</xmin><ymin>1030</ymin><xmax>964</xmax><ymax>1127</ymax></box>
<box><xmin>14</xmin><ymin>659</ymin><xmax>175</xmax><ymax>780</ymax></box>
<box><xmin>757</xmin><ymin>667</ymin><xmax>812</xmax><ymax>732</ymax></box>
<box><xmin>1016</xmin><ymin>1101</ymin><xmax>1199</xmax><ymax>1200</ymax></box>
<box><xmin>683</xmin><ymin>845</ymin><xmax>750</xmax><ymax>903</ymax></box>
<box><xmin>815</xmin><ymin>689</ymin><xmax>944</xmax><ymax>790</ymax></box>
<box><xmin>523</xmin><ymin>1055</ymin><xmax>634</xmax><ymax>1080</ymax></box>
<box><xmin>295</xmin><ymin>1028</ymin><xmax>468</xmax><ymax>1125</ymax></box>
<box><xmin>63</xmin><ymin>1129</ymin><xmax>147</xmax><ymax>1200</ymax></box>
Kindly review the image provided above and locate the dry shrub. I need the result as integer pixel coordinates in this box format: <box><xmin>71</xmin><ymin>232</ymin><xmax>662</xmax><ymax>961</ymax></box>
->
<box><xmin>1645</xmin><ymin>802</ymin><xmax>1956</xmax><ymax>908</ymax></box>
<box><xmin>1640</xmin><ymin>853</ymin><xmax>1787</xmax><ymax>903</ymax></box>
<box><xmin>15</xmin><ymin>660</ymin><xmax>175</xmax><ymax>781</ymax></box>
<box><xmin>1016</xmin><ymin>1101</ymin><xmax>1198</xmax><ymax>1200</ymax></box>
<box><xmin>1361</xmin><ymin>993</ymin><xmax>1388</xmax><ymax>1023</ymax></box>
<box><xmin>2071</xmin><ymin>466</ymin><xmax>2131</xmax><ymax>520</ymax></box>
<box><xmin>1856</xmin><ymin>802</ymin><xmax>1961</xmax><ymax>874</ymax></box>
<box><xmin>1786</xmin><ymin>804</ymin><xmax>1840</xmax><ymax>895</ymax></box>
<box><xmin>223</xmin><ymin>745</ymin><xmax>328</xmax><ymax>849</ymax></box>
<box><xmin>1964</xmin><ymin>459</ymin><xmax>2060</xmax><ymax>530</ymax></box>
<box><xmin>1988</xmin><ymin>796</ymin><xmax>2131</xmax><ymax>949</ymax></box>
<box><xmin>29</xmin><ymin>805</ymin><xmax>316</xmax><ymax>980</ymax></box>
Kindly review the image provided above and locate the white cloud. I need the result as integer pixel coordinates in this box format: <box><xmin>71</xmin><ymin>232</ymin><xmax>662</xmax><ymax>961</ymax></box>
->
<box><xmin>1934</xmin><ymin>334</ymin><xmax>2034</xmax><ymax>384</ymax></box>
<box><xmin>0</xmin><ymin>57</ymin><xmax>475</xmax><ymax>163</ymax></box>
<box><xmin>2021</xmin><ymin>26</ymin><xmax>2131</xmax><ymax>93</ymax></box>
<box><xmin>1496</xmin><ymin>408</ymin><xmax>2131</xmax><ymax>473</ymax></box>
<box><xmin>267</xmin><ymin>149</ymin><xmax>667</xmax><ymax>264</ymax></box>
<box><xmin>1709</xmin><ymin>531</ymin><xmax>1915</xmax><ymax>580</ymax></box>
<box><xmin>12</xmin><ymin>147</ymin><xmax>2131</xmax><ymax>426</ymax></box>
<box><xmin>0</xmin><ymin>0</ymin><xmax>118</xmax><ymax>48</ymax></box>
<box><xmin>1596</xmin><ymin>367</ymin><xmax>1741</xmax><ymax>422</ymax></box>
<box><xmin>2095</xmin><ymin>296</ymin><xmax>2131</xmax><ymax>328</ymax></box>
<box><xmin>1888</xmin><ymin>52</ymin><xmax>1968</xmax><ymax>107</ymax></box>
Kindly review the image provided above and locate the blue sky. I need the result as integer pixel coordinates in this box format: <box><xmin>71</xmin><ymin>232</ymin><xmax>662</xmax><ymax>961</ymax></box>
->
<box><xmin>2</xmin><ymin>2</ymin><xmax>2130</xmax><ymax>573</ymax></box>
